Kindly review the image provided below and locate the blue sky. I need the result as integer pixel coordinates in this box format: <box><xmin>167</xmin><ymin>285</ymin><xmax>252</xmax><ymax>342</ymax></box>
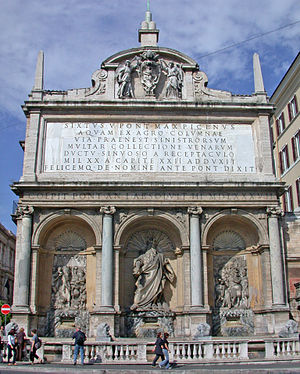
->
<box><xmin>0</xmin><ymin>0</ymin><xmax>299</xmax><ymax>233</ymax></box>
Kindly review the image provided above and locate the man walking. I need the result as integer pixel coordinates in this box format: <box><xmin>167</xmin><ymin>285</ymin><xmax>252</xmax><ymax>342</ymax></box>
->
<box><xmin>72</xmin><ymin>326</ymin><xmax>86</xmax><ymax>365</ymax></box>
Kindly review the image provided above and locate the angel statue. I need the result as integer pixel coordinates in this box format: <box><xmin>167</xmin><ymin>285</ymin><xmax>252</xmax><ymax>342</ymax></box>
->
<box><xmin>161</xmin><ymin>60</ymin><xmax>184</xmax><ymax>99</ymax></box>
<box><xmin>116</xmin><ymin>57</ymin><xmax>140</xmax><ymax>98</ymax></box>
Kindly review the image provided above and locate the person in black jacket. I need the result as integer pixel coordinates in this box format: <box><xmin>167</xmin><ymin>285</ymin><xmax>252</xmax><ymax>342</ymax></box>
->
<box><xmin>72</xmin><ymin>327</ymin><xmax>86</xmax><ymax>365</ymax></box>
<box><xmin>151</xmin><ymin>332</ymin><xmax>165</xmax><ymax>367</ymax></box>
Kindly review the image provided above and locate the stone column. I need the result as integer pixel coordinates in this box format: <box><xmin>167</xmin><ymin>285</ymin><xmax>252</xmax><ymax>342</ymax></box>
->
<box><xmin>100</xmin><ymin>206</ymin><xmax>116</xmax><ymax>310</ymax></box>
<box><xmin>12</xmin><ymin>206</ymin><xmax>34</xmax><ymax>311</ymax></box>
<box><xmin>267</xmin><ymin>207</ymin><xmax>285</xmax><ymax>306</ymax></box>
<box><xmin>188</xmin><ymin>207</ymin><xmax>204</xmax><ymax>308</ymax></box>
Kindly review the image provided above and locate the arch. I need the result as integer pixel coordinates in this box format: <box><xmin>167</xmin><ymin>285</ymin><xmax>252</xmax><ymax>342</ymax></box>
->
<box><xmin>202</xmin><ymin>209</ymin><xmax>268</xmax><ymax>248</ymax></box>
<box><xmin>32</xmin><ymin>209</ymin><xmax>101</xmax><ymax>247</ymax></box>
<box><xmin>115</xmin><ymin>209</ymin><xmax>188</xmax><ymax>249</ymax></box>
<box><xmin>102</xmin><ymin>46</ymin><xmax>198</xmax><ymax>67</ymax></box>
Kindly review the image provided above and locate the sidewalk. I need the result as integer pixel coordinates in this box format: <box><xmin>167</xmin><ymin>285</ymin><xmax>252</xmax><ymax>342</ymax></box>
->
<box><xmin>0</xmin><ymin>360</ymin><xmax>300</xmax><ymax>373</ymax></box>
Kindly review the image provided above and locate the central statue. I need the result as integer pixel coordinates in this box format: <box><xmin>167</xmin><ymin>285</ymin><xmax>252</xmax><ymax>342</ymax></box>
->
<box><xmin>131</xmin><ymin>243</ymin><xmax>175</xmax><ymax>311</ymax></box>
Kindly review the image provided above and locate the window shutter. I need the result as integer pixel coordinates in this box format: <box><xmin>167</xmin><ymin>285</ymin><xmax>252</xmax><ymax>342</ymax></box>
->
<box><xmin>294</xmin><ymin>95</ymin><xmax>298</xmax><ymax>114</ymax></box>
<box><xmin>289</xmin><ymin>186</ymin><xmax>294</xmax><ymax>212</ymax></box>
<box><xmin>281</xmin><ymin>113</ymin><xmax>285</xmax><ymax>129</ymax></box>
<box><xmin>291</xmin><ymin>137</ymin><xmax>297</xmax><ymax>162</ymax></box>
<box><xmin>288</xmin><ymin>103</ymin><xmax>292</xmax><ymax>121</ymax></box>
<box><xmin>296</xmin><ymin>179</ymin><xmax>300</xmax><ymax>207</ymax></box>
<box><xmin>276</xmin><ymin>119</ymin><xmax>280</xmax><ymax>137</ymax></box>
<box><xmin>286</xmin><ymin>146</ymin><xmax>290</xmax><ymax>168</ymax></box>
<box><xmin>279</xmin><ymin>151</ymin><xmax>283</xmax><ymax>174</ymax></box>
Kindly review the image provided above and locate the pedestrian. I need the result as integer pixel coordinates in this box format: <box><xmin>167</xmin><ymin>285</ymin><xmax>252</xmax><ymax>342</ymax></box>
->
<box><xmin>16</xmin><ymin>328</ymin><xmax>26</xmax><ymax>361</ymax></box>
<box><xmin>72</xmin><ymin>326</ymin><xmax>86</xmax><ymax>365</ymax></box>
<box><xmin>0</xmin><ymin>329</ymin><xmax>4</xmax><ymax>363</ymax></box>
<box><xmin>151</xmin><ymin>331</ymin><xmax>165</xmax><ymax>367</ymax></box>
<box><xmin>30</xmin><ymin>329</ymin><xmax>43</xmax><ymax>364</ymax></box>
<box><xmin>159</xmin><ymin>332</ymin><xmax>171</xmax><ymax>369</ymax></box>
<box><xmin>7</xmin><ymin>329</ymin><xmax>17</xmax><ymax>366</ymax></box>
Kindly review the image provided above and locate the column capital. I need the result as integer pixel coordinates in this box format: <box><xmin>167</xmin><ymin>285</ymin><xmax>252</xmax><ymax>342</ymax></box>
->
<box><xmin>267</xmin><ymin>206</ymin><xmax>284</xmax><ymax>218</ymax></box>
<box><xmin>16</xmin><ymin>205</ymin><xmax>34</xmax><ymax>218</ymax></box>
<box><xmin>188</xmin><ymin>206</ymin><xmax>203</xmax><ymax>216</ymax></box>
<box><xmin>100</xmin><ymin>206</ymin><xmax>116</xmax><ymax>215</ymax></box>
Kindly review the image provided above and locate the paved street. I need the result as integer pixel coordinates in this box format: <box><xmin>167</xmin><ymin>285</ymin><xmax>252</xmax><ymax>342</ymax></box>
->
<box><xmin>0</xmin><ymin>360</ymin><xmax>300</xmax><ymax>374</ymax></box>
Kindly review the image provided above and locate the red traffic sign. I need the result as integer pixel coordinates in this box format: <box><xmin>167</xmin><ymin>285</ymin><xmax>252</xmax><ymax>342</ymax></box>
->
<box><xmin>1</xmin><ymin>304</ymin><xmax>10</xmax><ymax>315</ymax></box>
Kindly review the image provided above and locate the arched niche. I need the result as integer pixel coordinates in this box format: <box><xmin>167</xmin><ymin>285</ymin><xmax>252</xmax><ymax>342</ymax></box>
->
<box><xmin>202</xmin><ymin>209</ymin><xmax>268</xmax><ymax>248</ymax></box>
<box><xmin>116</xmin><ymin>212</ymin><xmax>184</xmax><ymax>312</ymax></box>
<box><xmin>203</xmin><ymin>209</ymin><xmax>267</xmax><ymax>327</ymax></box>
<box><xmin>34</xmin><ymin>213</ymin><xmax>97</xmax><ymax>336</ymax></box>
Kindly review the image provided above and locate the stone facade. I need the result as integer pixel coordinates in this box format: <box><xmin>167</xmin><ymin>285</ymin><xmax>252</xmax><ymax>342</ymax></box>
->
<box><xmin>0</xmin><ymin>222</ymin><xmax>15</xmax><ymax>305</ymax></box>
<box><xmin>11</xmin><ymin>8</ymin><xmax>293</xmax><ymax>338</ymax></box>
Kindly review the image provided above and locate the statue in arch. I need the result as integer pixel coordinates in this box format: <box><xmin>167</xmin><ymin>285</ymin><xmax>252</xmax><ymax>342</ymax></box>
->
<box><xmin>131</xmin><ymin>241</ymin><xmax>175</xmax><ymax>311</ymax></box>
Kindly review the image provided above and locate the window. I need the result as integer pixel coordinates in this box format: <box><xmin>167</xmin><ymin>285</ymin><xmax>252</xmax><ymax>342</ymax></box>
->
<box><xmin>279</xmin><ymin>145</ymin><xmax>290</xmax><ymax>174</ymax></box>
<box><xmin>296</xmin><ymin>178</ymin><xmax>300</xmax><ymax>208</ymax></box>
<box><xmin>276</xmin><ymin>112</ymin><xmax>285</xmax><ymax>136</ymax></box>
<box><xmin>288</xmin><ymin>95</ymin><xmax>298</xmax><ymax>121</ymax></box>
<box><xmin>292</xmin><ymin>130</ymin><xmax>300</xmax><ymax>162</ymax></box>
<box><xmin>283</xmin><ymin>185</ymin><xmax>294</xmax><ymax>212</ymax></box>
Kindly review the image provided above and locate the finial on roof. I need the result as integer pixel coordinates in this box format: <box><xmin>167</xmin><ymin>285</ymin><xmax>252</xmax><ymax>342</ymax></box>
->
<box><xmin>33</xmin><ymin>50</ymin><xmax>44</xmax><ymax>91</ymax></box>
<box><xmin>139</xmin><ymin>0</ymin><xmax>159</xmax><ymax>47</ymax></box>
<box><xmin>253</xmin><ymin>53</ymin><xmax>265</xmax><ymax>94</ymax></box>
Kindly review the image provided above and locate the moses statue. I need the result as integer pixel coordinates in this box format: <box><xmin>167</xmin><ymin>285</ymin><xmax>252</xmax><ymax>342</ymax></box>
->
<box><xmin>131</xmin><ymin>245</ymin><xmax>175</xmax><ymax>311</ymax></box>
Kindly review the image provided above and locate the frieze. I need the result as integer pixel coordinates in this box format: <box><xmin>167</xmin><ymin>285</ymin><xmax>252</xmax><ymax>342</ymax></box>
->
<box><xmin>22</xmin><ymin>190</ymin><xmax>278</xmax><ymax>204</ymax></box>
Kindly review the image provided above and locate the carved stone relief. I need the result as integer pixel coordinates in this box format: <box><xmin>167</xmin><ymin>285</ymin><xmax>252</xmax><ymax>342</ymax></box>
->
<box><xmin>116</xmin><ymin>49</ymin><xmax>184</xmax><ymax>99</ymax></box>
<box><xmin>51</xmin><ymin>254</ymin><xmax>87</xmax><ymax>310</ymax></box>
<box><xmin>85</xmin><ymin>69</ymin><xmax>108</xmax><ymax>97</ymax></box>
<box><xmin>214</xmin><ymin>256</ymin><xmax>249</xmax><ymax>309</ymax></box>
<box><xmin>46</xmin><ymin>230</ymin><xmax>88</xmax><ymax>337</ymax></box>
<box><xmin>213</xmin><ymin>231</ymin><xmax>246</xmax><ymax>251</ymax></box>
<box><xmin>125</xmin><ymin>229</ymin><xmax>175</xmax><ymax>256</ymax></box>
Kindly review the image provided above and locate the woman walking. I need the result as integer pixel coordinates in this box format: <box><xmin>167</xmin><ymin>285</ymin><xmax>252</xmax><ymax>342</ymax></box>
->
<box><xmin>151</xmin><ymin>331</ymin><xmax>165</xmax><ymax>367</ymax></box>
<box><xmin>159</xmin><ymin>332</ymin><xmax>171</xmax><ymax>369</ymax></box>
<box><xmin>7</xmin><ymin>329</ymin><xmax>17</xmax><ymax>366</ymax></box>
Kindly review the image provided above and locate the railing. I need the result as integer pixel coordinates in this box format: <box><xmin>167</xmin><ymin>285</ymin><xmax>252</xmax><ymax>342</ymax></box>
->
<box><xmin>56</xmin><ymin>337</ymin><xmax>299</xmax><ymax>364</ymax></box>
<box><xmin>62</xmin><ymin>342</ymin><xmax>146</xmax><ymax>364</ymax></box>
<box><xmin>265</xmin><ymin>338</ymin><xmax>300</xmax><ymax>359</ymax></box>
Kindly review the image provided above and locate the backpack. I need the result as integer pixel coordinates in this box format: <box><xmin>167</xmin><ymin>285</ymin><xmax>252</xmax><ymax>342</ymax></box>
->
<box><xmin>76</xmin><ymin>331</ymin><xmax>86</xmax><ymax>345</ymax></box>
<box><xmin>35</xmin><ymin>338</ymin><xmax>42</xmax><ymax>349</ymax></box>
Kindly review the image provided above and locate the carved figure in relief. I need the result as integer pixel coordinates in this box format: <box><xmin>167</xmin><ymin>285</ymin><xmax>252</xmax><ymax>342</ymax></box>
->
<box><xmin>161</xmin><ymin>60</ymin><xmax>184</xmax><ymax>98</ymax></box>
<box><xmin>52</xmin><ymin>261</ymin><xmax>86</xmax><ymax>310</ymax></box>
<box><xmin>215</xmin><ymin>257</ymin><xmax>249</xmax><ymax>309</ymax></box>
<box><xmin>131</xmin><ymin>244</ymin><xmax>175</xmax><ymax>311</ymax></box>
<box><xmin>117</xmin><ymin>60</ymin><xmax>136</xmax><ymax>98</ymax></box>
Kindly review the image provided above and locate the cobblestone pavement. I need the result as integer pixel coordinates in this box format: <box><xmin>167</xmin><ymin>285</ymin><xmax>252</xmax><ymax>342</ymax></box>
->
<box><xmin>0</xmin><ymin>360</ymin><xmax>300</xmax><ymax>374</ymax></box>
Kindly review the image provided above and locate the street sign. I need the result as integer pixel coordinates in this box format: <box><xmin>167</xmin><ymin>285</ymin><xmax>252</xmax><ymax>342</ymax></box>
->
<box><xmin>1</xmin><ymin>304</ymin><xmax>10</xmax><ymax>315</ymax></box>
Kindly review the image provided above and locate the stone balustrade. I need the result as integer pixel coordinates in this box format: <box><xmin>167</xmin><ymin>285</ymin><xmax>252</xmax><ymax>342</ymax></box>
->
<box><xmin>55</xmin><ymin>337</ymin><xmax>299</xmax><ymax>364</ymax></box>
<box><xmin>265</xmin><ymin>338</ymin><xmax>300</xmax><ymax>359</ymax></box>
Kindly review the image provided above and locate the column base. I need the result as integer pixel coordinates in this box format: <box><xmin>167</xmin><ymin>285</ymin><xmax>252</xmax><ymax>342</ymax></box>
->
<box><xmin>93</xmin><ymin>306</ymin><xmax>115</xmax><ymax>313</ymax></box>
<box><xmin>11</xmin><ymin>305</ymin><xmax>31</xmax><ymax>314</ymax></box>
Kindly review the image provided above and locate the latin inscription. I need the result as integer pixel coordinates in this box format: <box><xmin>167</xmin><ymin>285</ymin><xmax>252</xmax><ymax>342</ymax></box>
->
<box><xmin>43</xmin><ymin>122</ymin><xmax>256</xmax><ymax>173</ymax></box>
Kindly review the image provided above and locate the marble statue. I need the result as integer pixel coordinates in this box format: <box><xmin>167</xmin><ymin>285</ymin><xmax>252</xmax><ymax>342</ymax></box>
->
<box><xmin>161</xmin><ymin>60</ymin><xmax>184</xmax><ymax>98</ymax></box>
<box><xmin>116</xmin><ymin>60</ymin><xmax>136</xmax><ymax>98</ymax></box>
<box><xmin>131</xmin><ymin>245</ymin><xmax>175</xmax><ymax>311</ymax></box>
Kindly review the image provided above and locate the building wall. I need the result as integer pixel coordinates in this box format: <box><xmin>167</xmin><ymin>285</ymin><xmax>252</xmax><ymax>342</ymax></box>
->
<box><xmin>0</xmin><ymin>223</ymin><xmax>16</xmax><ymax>305</ymax></box>
<box><xmin>270</xmin><ymin>53</ymin><xmax>300</xmax><ymax>213</ymax></box>
<box><xmin>270</xmin><ymin>53</ymin><xmax>300</xmax><ymax>322</ymax></box>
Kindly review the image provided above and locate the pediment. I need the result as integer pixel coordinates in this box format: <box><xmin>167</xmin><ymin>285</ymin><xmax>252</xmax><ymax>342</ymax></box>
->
<box><xmin>102</xmin><ymin>47</ymin><xmax>199</xmax><ymax>69</ymax></box>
